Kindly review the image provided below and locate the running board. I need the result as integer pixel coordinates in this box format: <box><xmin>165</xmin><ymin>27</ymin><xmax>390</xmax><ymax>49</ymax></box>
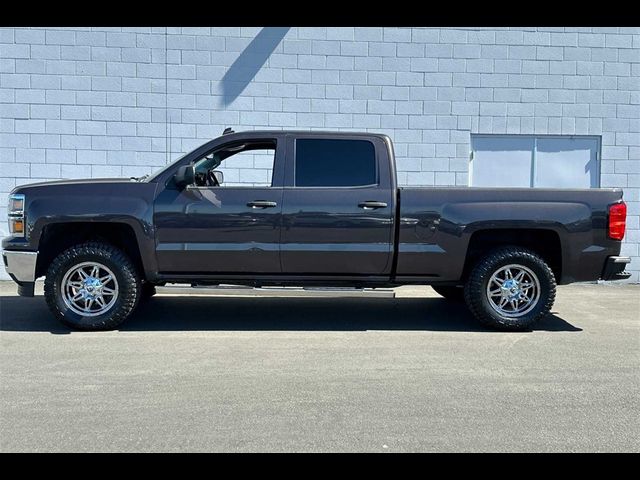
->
<box><xmin>156</xmin><ymin>284</ymin><xmax>396</xmax><ymax>298</ymax></box>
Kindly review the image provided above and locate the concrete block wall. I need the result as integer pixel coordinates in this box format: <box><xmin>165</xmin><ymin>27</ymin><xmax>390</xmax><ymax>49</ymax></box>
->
<box><xmin>0</xmin><ymin>27</ymin><xmax>638</xmax><ymax>281</ymax></box>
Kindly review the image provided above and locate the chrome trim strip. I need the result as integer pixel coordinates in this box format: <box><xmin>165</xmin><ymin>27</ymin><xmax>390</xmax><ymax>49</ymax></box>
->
<box><xmin>157</xmin><ymin>242</ymin><xmax>393</xmax><ymax>252</ymax></box>
<box><xmin>611</xmin><ymin>256</ymin><xmax>631</xmax><ymax>263</ymax></box>
<box><xmin>2</xmin><ymin>250</ymin><xmax>38</xmax><ymax>282</ymax></box>
<box><xmin>398</xmin><ymin>243</ymin><xmax>446</xmax><ymax>253</ymax></box>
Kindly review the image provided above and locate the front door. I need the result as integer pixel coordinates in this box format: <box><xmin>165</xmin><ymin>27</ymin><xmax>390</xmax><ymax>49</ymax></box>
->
<box><xmin>280</xmin><ymin>137</ymin><xmax>395</xmax><ymax>275</ymax></box>
<box><xmin>154</xmin><ymin>139</ymin><xmax>284</xmax><ymax>274</ymax></box>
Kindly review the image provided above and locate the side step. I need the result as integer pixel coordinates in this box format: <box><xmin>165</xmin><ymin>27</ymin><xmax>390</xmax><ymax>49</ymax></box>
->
<box><xmin>156</xmin><ymin>284</ymin><xmax>396</xmax><ymax>298</ymax></box>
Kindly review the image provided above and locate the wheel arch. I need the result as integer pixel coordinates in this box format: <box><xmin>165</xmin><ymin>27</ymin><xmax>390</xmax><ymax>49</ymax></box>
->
<box><xmin>461</xmin><ymin>228</ymin><xmax>562</xmax><ymax>282</ymax></box>
<box><xmin>36</xmin><ymin>221</ymin><xmax>146</xmax><ymax>280</ymax></box>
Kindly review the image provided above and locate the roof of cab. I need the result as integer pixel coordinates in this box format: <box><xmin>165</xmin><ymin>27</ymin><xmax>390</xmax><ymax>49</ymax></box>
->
<box><xmin>217</xmin><ymin>129</ymin><xmax>392</xmax><ymax>142</ymax></box>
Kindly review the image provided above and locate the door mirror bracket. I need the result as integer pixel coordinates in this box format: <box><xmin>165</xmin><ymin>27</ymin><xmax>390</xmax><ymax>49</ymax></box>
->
<box><xmin>174</xmin><ymin>165</ymin><xmax>195</xmax><ymax>188</ymax></box>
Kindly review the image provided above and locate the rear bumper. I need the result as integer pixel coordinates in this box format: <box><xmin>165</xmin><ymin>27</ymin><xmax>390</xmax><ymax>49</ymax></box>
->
<box><xmin>2</xmin><ymin>250</ymin><xmax>38</xmax><ymax>297</ymax></box>
<box><xmin>601</xmin><ymin>256</ymin><xmax>632</xmax><ymax>281</ymax></box>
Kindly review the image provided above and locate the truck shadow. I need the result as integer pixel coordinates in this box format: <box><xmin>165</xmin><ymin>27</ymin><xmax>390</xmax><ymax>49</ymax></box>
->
<box><xmin>0</xmin><ymin>295</ymin><xmax>582</xmax><ymax>334</ymax></box>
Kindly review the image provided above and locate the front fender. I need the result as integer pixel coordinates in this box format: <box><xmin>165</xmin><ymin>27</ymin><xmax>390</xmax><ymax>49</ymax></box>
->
<box><xmin>2</xmin><ymin>182</ymin><xmax>159</xmax><ymax>280</ymax></box>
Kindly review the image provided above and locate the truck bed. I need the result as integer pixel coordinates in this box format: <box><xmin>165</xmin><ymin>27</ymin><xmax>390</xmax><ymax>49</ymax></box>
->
<box><xmin>396</xmin><ymin>186</ymin><xmax>624</xmax><ymax>284</ymax></box>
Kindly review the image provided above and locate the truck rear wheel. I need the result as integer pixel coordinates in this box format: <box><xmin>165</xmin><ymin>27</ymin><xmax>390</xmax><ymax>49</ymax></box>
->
<box><xmin>464</xmin><ymin>247</ymin><xmax>556</xmax><ymax>331</ymax></box>
<box><xmin>44</xmin><ymin>242</ymin><xmax>140</xmax><ymax>330</ymax></box>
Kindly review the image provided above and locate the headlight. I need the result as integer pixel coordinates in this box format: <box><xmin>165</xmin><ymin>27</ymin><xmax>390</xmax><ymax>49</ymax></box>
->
<box><xmin>8</xmin><ymin>193</ymin><xmax>25</xmax><ymax>237</ymax></box>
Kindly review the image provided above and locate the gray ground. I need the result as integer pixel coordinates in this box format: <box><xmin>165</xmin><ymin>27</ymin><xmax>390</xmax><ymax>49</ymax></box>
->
<box><xmin>0</xmin><ymin>282</ymin><xmax>638</xmax><ymax>452</ymax></box>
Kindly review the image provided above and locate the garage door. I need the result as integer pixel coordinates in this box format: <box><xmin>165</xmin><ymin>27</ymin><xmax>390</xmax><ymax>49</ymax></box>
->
<box><xmin>470</xmin><ymin>135</ymin><xmax>600</xmax><ymax>188</ymax></box>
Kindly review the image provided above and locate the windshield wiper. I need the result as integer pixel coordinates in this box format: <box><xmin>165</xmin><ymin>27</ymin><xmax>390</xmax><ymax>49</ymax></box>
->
<box><xmin>130</xmin><ymin>174</ymin><xmax>149</xmax><ymax>182</ymax></box>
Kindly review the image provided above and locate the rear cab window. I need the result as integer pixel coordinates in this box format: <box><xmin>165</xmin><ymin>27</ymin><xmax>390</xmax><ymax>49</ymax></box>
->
<box><xmin>294</xmin><ymin>138</ymin><xmax>377</xmax><ymax>187</ymax></box>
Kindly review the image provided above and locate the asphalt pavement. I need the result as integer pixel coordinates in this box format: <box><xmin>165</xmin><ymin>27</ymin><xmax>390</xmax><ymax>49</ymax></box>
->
<box><xmin>0</xmin><ymin>282</ymin><xmax>638</xmax><ymax>452</ymax></box>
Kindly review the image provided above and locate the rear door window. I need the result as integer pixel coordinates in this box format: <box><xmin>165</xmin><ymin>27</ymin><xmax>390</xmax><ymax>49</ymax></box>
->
<box><xmin>294</xmin><ymin>139</ymin><xmax>377</xmax><ymax>187</ymax></box>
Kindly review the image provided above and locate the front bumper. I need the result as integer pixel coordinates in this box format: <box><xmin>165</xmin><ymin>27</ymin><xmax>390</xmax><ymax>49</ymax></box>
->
<box><xmin>2</xmin><ymin>249</ymin><xmax>38</xmax><ymax>282</ymax></box>
<box><xmin>601</xmin><ymin>256</ymin><xmax>632</xmax><ymax>281</ymax></box>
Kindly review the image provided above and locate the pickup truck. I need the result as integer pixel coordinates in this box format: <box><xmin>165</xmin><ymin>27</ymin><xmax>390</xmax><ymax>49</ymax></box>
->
<box><xmin>2</xmin><ymin>130</ymin><xmax>631</xmax><ymax>331</ymax></box>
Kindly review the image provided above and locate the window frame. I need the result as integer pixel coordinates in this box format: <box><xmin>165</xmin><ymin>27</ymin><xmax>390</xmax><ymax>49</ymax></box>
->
<box><xmin>290</xmin><ymin>136</ymin><xmax>380</xmax><ymax>189</ymax></box>
<box><xmin>188</xmin><ymin>138</ymin><xmax>281</xmax><ymax>189</ymax></box>
<box><xmin>470</xmin><ymin>134</ymin><xmax>602</xmax><ymax>189</ymax></box>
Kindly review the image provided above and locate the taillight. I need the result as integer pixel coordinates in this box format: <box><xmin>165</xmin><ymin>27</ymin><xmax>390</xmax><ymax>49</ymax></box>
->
<box><xmin>608</xmin><ymin>202</ymin><xmax>627</xmax><ymax>240</ymax></box>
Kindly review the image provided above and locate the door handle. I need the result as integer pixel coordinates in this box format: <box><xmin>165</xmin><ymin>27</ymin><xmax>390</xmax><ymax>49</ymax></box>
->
<box><xmin>358</xmin><ymin>201</ymin><xmax>388</xmax><ymax>210</ymax></box>
<box><xmin>247</xmin><ymin>200</ymin><xmax>277</xmax><ymax>209</ymax></box>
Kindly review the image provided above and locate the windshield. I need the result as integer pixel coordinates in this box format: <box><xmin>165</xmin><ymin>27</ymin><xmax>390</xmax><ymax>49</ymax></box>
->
<box><xmin>145</xmin><ymin>139</ymin><xmax>267</xmax><ymax>183</ymax></box>
<box><xmin>145</xmin><ymin>151</ymin><xmax>192</xmax><ymax>182</ymax></box>
<box><xmin>144</xmin><ymin>139</ymin><xmax>235</xmax><ymax>183</ymax></box>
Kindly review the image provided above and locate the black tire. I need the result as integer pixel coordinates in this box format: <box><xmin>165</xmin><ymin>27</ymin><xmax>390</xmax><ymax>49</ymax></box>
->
<box><xmin>464</xmin><ymin>247</ymin><xmax>556</xmax><ymax>331</ymax></box>
<box><xmin>432</xmin><ymin>285</ymin><xmax>465</xmax><ymax>302</ymax></box>
<box><xmin>140</xmin><ymin>283</ymin><xmax>157</xmax><ymax>301</ymax></box>
<box><xmin>44</xmin><ymin>242</ymin><xmax>140</xmax><ymax>330</ymax></box>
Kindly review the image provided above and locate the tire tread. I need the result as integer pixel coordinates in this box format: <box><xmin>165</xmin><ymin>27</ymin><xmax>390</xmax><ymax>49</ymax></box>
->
<box><xmin>464</xmin><ymin>247</ymin><xmax>556</xmax><ymax>331</ymax></box>
<box><xmin>43</xmin><ymin>241</ymin><xmax>139</xmax><ymax>330</ymax></box>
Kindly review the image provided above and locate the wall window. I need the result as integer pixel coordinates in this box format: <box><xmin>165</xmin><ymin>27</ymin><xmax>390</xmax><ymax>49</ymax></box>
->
<box><xmin>295</xmin><ymin>139</ymin><xmax>377</xmax><ymax>187</ymax></box>
<box><xmin>470</xmin><ymin>135</ymin><xmax>600</xmax><ymax>188</ymax></box>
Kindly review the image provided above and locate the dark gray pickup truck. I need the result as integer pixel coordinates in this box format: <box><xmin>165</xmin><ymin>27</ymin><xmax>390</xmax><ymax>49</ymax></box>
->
<box><xmin>2</xmin><ymin>130</ymin><xmax>631</xmax><ymax>331</ymax></box>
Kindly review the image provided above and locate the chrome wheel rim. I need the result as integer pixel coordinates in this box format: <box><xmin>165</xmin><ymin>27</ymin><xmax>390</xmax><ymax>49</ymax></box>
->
<box><xmin>486</xmin><ymin>264</ymin><xmax>540</xmax><ymax>318</ymax></box>
<box><xmin>61</xmin><ymin>262</ymin><xmax>119</xmax><ymax>317</ymax></box>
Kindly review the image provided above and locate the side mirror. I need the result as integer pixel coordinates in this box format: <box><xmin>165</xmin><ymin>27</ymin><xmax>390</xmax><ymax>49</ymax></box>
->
<box><xmin>212</xmin><ymin>170</ymin><xmax>224</xmax><ymax>185</ymax></box>
<box><xmin>174</xmin><ymin>165</ymin><xmax>195</xmax><ymax>188</ymax></box>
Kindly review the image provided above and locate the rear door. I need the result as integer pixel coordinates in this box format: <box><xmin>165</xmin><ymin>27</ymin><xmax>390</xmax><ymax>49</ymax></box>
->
<box><xmin>280</xmin><ymin>135</ymin><xmax>395</xmax><ymax>275</ymax></box>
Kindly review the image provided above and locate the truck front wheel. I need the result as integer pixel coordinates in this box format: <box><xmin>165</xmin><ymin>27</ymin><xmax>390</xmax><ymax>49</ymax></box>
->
<box><xmin>44</xmin><ymin>242</ymin><xmax>140</xmax><ymax>330</ymax></box>
<box><xmin>464</xmin><ymin>247</ymin><xmax>556</xmax><ymax>331</ymax></box>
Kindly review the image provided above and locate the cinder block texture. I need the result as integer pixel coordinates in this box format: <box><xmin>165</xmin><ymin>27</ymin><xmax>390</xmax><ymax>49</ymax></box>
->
<box><xmin>0</xmin><ymin>27</ymin><xmax>639</xmax><ymax>281</ymax></box>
